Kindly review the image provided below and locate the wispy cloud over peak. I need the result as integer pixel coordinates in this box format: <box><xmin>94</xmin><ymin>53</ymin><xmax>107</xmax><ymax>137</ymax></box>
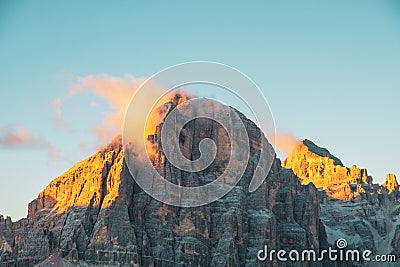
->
<box><xmin>67</xmin><ymin>74</ymin><xmax>147</xmax><ymax>147</ymax></box>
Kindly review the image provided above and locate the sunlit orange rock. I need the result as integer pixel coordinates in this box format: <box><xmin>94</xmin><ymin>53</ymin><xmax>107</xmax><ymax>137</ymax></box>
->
<box><xmin>282</xmin><ymin>139</ymin><xmax>374</xmax><ymax>201</ymax></box>
<box><xmin>382</xmin><ymin>173</ymin><xmax>399</xmax><ymax>193</ymax></box>
<box><xmin>28</xmin><ymin>135</ymin><xmax>123</xmax><ymax>217</ymax></box>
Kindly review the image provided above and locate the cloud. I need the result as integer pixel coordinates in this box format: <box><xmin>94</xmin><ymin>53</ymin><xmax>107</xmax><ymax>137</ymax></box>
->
<box><xmin>68</xmin><ymin>74</ymin><xmax>300</xmax><ymax>158</ymax></box>
<box><xmin>63</xmin><ymin>73</ymin><xmax>303</xmax><ymax>162</ymax></box>
<box><xmin>47</xmin><ymin>144</ymin><xmax>72</xmax><ymax>163</ymax></box>
<box><xmin>51</xmin><ymin>98</ymin><xmax>63</xmax><ymax>126</ymax></box>
<box><xmin>0</xmin><ymin>125</ymin><xmax>39</xmax><ymax>148</ymax></box>
<box><xmin>0</xmin><ymin>125</ymin><xmax>70</xmax><ymax>161</ymax></box>
<box><xmin>90</xmin><ymin>101</ymin><xmax>98</xmax><ymax>107</ymax></box>
<box><xmin>68</xmin><ymin>74</ymin><xmax>148</xmax><ymax>147</ymax></box>
<box><xmin>66</xmin><ymin>73</ymin><xmax>194</xmax><ymax>155</ymax></box>
<box><xmin>275</xmin><ymin>130</ymin><xmax>301</xmax><ymax>156</ymax></box>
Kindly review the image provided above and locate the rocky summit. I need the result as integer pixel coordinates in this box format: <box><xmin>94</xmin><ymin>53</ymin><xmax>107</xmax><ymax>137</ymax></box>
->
<box><xmin>283</xmin><ymin>139</ymin><xmax>400</xmax><ymax>266</ymax></box>
<box><xmin>282</xmin><ymin>139</ymin><xmax>376</xmax><ymax>201</ymax></box>
<box><xmin>0</xmin><ymin>98</ymin><xmax>326</xmax><ymax>267</ymax></box>
<box><xmin>0</xmin><ymin>97</ymin><xmax>399</xmax><ymax>267</ymax></box>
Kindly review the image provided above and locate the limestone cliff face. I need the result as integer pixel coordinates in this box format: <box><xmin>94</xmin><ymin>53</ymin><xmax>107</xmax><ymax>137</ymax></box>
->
<box><xmin>283</xmin><ymin>140</ymin><xmax>400</xmax><ymax>263</ymax></box>
<box><xmin>282</xmin><ymin>139</ymin><xmax>376</xmax><ymax>201</ymax></box>
<box><xmin>29</xmin><ymin>135</ymin><xmax>123</xmax><ymax>217</ymax></box>
<box><xmin>0</xmin><ymin>99</ymin><xmax>325</xmax><ymax>267</ymax></box>
<box><xmin>0</xmin><ymin>135</ymin><xmax>133</xmax><ymax>266</ymax></box>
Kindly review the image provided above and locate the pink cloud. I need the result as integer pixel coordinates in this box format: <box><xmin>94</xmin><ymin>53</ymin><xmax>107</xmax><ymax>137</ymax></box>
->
<box><xmin>51</xmin><ymin>98</ymin><xmax>63</xmax><ymax>126</ymax></box>
<box><xmin>68</xmin><ymin>74</ymin><xmax>147</xmax><ymax>146</ymax></box>
<box><xmin>65</xmin><ymin>74</ymin><xmax>302</xmax><ymax>158</ymax></box>
<box><xmin>47</xmin><ymin>144</ymin><xmax>72</xmax><ymax>163</ymax></box>
<box><xmin>0</xmin><ymin>125</ymin><xmax>35</xmax><ymax>148</ymax></box>
<box><xmin>0</xmin><ymin>125</ymin><xmax>70</xmax><ymax>161</ymax></box>
<box><xmin>90</xmin><ymin>101</ymin><xmax>98</xmax><ymax>107</ymax></box>
<box><xmin>275</xmin><ymin>130</ymin><xmax>301</xmax><ymax>156</ymax></box>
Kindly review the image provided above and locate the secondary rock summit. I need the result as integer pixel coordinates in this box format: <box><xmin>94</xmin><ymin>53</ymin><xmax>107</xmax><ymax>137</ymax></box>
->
<box><xmin>283</xmin><ymin>139</ymin><xmax>398</xmax><ymax>201</ymax></box>
<box><xmin>283</xmin><ymin>139</ymin><xmax>400</xmax><ymax>263</ymax></box>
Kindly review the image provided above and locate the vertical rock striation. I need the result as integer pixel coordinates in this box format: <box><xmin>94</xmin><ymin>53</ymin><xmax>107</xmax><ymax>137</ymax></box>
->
<box><xmin>0</xmin><ymin>98</ymin><xmax>325</xmax><ymax>266</ymax></box>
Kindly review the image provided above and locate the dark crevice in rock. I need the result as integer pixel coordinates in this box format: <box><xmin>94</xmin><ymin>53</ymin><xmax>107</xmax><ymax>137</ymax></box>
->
<box><xmin>57</xmin><ymin>212</ymin><xmax>69</xmax><ymax>252</ymax></box>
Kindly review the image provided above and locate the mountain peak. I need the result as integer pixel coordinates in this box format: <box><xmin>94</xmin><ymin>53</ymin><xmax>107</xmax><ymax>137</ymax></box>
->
<box><xmin>284</xmin><ymin>138</ymin><xmax>400</xmax><ymax>201</ymax></box>
<box><xmin>301</xmin><ymin>139</ymin><xmax>343</xmax><ymax>166</ymax></box>
<box><xmin>382</xmin><ymin>173</ymin><xmax>399</xmax><ymax>193</ymax></box>
<box><xmin>0</xmin><ymin>97</ymin><xmax>325</xmax><ymax>266</ymax></box>
<box><xmin>283</xmin><ymin>138</ymin><xmax>374</xmax><ymax>201</ymax></box>
<box><xmin>97</xmin><ymin>134</ymin><xmax>122</xmax><ymax>154</ymax></box>
<box><xmin>28</xmin><ymin>134</ymin><xmax>125</xmax><ymax>218</ymax></box>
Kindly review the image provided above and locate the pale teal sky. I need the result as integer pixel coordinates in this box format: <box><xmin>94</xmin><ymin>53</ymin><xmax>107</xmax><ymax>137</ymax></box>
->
<box><xmin>0</xmin><ymin>1</ymin><xmax>399</xmax><ymax>220</ymax></box>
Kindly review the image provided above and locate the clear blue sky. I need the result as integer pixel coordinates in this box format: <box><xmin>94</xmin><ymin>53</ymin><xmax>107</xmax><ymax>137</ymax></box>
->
<box><xmin>0</xmin><ymin>1</ymin><xmax>399</xmax><ymax>220</ymax></box>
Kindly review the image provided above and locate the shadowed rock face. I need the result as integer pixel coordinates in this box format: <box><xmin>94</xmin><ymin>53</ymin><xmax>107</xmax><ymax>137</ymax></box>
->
<box><xmin>0</xmin><ymin>99</ymin><xmax>325</xmax><ymax>267</ymax></box>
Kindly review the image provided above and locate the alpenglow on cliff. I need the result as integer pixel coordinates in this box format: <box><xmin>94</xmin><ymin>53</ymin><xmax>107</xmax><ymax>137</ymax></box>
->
<box><xmin>0</xmin><ymin>97</ymin><xmax>325</xmax><ymax>266</ymax></box>
<box><xmin>1</xmin><ymin>96</ymin><xmax>399</xmax><ymax>266</ymax></box>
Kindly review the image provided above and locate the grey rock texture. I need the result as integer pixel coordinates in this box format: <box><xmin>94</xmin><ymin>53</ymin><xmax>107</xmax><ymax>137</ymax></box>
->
<box><xmin>284</xmin><ymin>140</ymin><xmax>400</xmax><ymax>267</ymax></box>
<box><xmin>0</xmin><ymin>98</ymin><xmax>325</xmax><ymax>266</ymax></box>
